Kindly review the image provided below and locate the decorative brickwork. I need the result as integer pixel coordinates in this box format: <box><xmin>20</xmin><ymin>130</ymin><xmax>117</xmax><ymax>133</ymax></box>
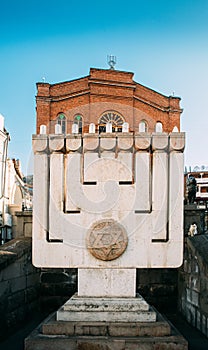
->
<box><xmin>36</xmin><ymin>68</ymin><xmax>182</xmax><ymax>134</ymax></box>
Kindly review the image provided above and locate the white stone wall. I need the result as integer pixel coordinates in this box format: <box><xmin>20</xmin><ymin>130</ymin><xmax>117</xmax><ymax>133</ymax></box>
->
<box><xmin>179</xmin><ymin>236</ymin><xmax>208</xmax><ymax>338</ymax></box>
<box><xmin>32</xmin><ymin>132</ymin><xmax>185</xmax><ymax>269</ymax></box>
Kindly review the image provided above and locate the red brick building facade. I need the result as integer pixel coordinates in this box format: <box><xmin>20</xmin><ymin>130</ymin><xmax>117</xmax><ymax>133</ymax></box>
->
<box><xmin>36</xmin><ymin>68</ymin><xmax>182</xmax><ymax>134</ymax></box>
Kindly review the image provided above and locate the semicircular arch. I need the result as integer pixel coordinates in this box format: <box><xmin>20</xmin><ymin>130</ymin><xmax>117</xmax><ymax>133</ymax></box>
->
<box><xmin>98</xmin><ymin>111</ymin><xmax>125</xmax><ymax>132</ymax></box>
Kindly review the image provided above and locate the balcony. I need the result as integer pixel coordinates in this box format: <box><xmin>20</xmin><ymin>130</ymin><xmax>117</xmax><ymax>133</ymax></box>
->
<box><xmin>196</xmin><ymin>178</ymin><xmax>208</xmax><ymax>184</ymax></box>
<box><xmin>196</xmin><ymin>192</ymin><xmax>208</xmax><ymax>199</ymax></box>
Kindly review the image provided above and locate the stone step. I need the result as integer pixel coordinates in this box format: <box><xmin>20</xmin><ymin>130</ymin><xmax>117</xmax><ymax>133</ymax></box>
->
<box><xmin>57</xmin><ymin>294</ymin><xmax>156</xmax><ymax>322</ymax></box>
<box><xmin>63</xmin><ymin>294</ymin><xmax>150</xmax><ymax>312</ymax></box>
<box><xmin>42</xmin><ymin>313</ymin><xmax>171</xmax><ymax>337</ymax></box>
<box><xmin>25</xmin><ymin>311</ymin><xmax>188</xmax><ymax>350</ymax></box>
<box><xmin>57</xmin><ymin>308</ymin><xmax>156</xmax><ymax>322</ymax></box>
<box><xmin>25</xmin><ymin>332</ymin><xmax>188</xmax><ymax>350</ymax></box>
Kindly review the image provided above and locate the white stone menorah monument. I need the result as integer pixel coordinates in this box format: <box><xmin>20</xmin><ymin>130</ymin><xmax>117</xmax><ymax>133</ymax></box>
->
<box><xmin>32</xmin><ymin>129</ymin><xmax>185</xmax><ymax>323</ymax></box>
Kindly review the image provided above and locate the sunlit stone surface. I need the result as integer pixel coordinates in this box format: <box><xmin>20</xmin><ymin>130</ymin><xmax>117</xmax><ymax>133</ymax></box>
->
<box><xmin>32</xmin><ymin>131</ymin><xmax>185</xmax><ymax>299</ymax></box>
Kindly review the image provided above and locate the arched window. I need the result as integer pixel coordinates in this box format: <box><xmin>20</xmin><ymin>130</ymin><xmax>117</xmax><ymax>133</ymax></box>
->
<box><xmin>57</xmin><ymin>113</ymin><xmax>66</xmax><ymax>134</ymax></box>
<box><xmin>155</xmin><ymin>121</ymin><xmax>163</xmax><ymax>133</ymax></box>
<box><xmin>74</xmin><ymin>115</ymin><xmax>83</xmax><ymax>133</ymax></box>
<box><xmin>98</xmin><ymin>111</ymin><xmax>124</xmax><ymax>133</ymax></box>
<box><xmin>139</xmin><ymin>120</ymin><xmax>148</xmax><ymax>132</ymax></box>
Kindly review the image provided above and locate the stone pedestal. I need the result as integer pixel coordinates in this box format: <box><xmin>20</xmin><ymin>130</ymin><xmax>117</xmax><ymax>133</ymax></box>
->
<box><xmin>57</xmin><ymin>293</ymin><xmax>156</xmax><ymax>323</ymax></box>
<box><xmin>78</xmin><ymin>268</ymin><xmax>136</xmax><ymax>297</ymax></box>
<box><xmin>25</xmin><ymin>270</ymin><xmax>187</xmax><ymax>349</ymax></box>
<box><xmin>25</xmin><ymin>293</ymin><xmax>188</xmax><ymax>350</ymax></box>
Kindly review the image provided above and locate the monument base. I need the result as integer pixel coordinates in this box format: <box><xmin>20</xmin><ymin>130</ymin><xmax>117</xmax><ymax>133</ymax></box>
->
<box><xmin>57</xmin><ymin>293</ymin><xmax>156</xmax><ymax>323</ymax></box>
<box><xmin>25</xmin><ymin>294</ymin><xmax>188</xmax><ymax>350</ymax></box>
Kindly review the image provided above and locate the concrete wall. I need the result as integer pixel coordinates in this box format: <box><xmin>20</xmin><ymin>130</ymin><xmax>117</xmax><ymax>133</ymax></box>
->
<box><xmin>8</xmin><ymin>204</ymin><xmax>21</xmax><ymax>238</ymax></box>
<box><xmin>178</xmin><ymin>236</ymin><xmax>208</xmax><ymax>337</ymax></box>
<box><xmin>15</xmin><ymin>211</ymin><xmax>32</xmax><ymax>238</ymax></box>
<box><xmin>0</xmin><ymin>238</ymin><xmax>40</xmax><ymax>338</ymax></box>
<box><xmin>8</xmin><ymin>207</ymin><xmax>32</xmax><ymax>240</ymax></box>
<box><xmin>0</xmin><ymin>237</ymin><xmax>77</xmax><ymax>337</ymax></box>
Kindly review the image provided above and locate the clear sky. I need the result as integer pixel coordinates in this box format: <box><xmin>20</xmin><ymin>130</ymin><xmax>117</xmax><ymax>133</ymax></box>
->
<box><xmin>0</xmin><ymin>0</ymin><xmax>208</xmax><ymax>174</ymax></box>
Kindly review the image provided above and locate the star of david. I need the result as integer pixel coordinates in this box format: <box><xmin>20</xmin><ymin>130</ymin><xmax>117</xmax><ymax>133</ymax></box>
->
<box><xmin>87</xmin><ymin>220</ymin><xmax>128</xmax><ymax>261</ymax></box>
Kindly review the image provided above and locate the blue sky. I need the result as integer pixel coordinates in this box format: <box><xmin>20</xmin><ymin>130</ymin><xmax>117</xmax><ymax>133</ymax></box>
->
<box><xmin>0</xmin><ymin>0</ymin><xmax>208</xmax><ymax>174</ymax></box>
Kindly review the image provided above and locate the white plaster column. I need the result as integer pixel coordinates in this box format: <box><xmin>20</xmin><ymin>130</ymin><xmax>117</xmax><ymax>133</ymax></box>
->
<box><xmin>169</xmin><ymin>133</ymin><xmax>185</xmax><ymax>243</ymax></box>
<box><xmin>49</xmin><ymin>153</ymin><xmax>64</xmax><ymax>240</ymax></box>
<box><xmin>65</xmin><ymin>135</ymin><xmax>82</xmax><ymax>211</ymax></box>
<box><xmin>48</xmin><ymin>136</ymin><xmax>65</xmax><ymax>240</ymax></box>
<box><xmin>32</xmin><ymin>135</ymin><xmax>48</xmax><ymax>258</ymax></box>
<box><xmin>151</xmin><ymin>134</ymin><xmax>169</xmax><ymax>240</ymax></box>
<box><xmin>65</xmin><ymin>153</ymin><xmax>82</xmax><ymax>211</ymax></box>
<box><xmin>78</xmin><ymin>268</ymin><xmax>136</xmax><ymax>297</ymax></box>
<box><xmin>134</xmin><ymin>133</ymin><xmax>151</xmax><ymax>211</ymax></box>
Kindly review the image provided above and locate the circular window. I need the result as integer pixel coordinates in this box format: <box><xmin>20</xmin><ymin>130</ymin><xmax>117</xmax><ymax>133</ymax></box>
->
<box><xmin>99</xmin><ymin>111</ymin><xmax>124</xmax><ymax>132</ymax></box>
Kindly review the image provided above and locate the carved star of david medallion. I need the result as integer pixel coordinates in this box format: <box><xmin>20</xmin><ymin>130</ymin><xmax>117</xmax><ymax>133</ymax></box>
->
<box><xmin>87</xmin><ymin>219</ymin><xmax>128</xmax><ymax>261</ymax></box>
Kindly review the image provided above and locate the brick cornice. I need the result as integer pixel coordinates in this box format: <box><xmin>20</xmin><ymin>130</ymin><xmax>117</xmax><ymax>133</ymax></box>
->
<box><xmin>134</xmin><ymin>96</ymin><xmax>182</xmax><ymax>113</ymax></box>
<box><xmin>88</xmin><ymin>79</ymin><xmax>136</xmax><ymax>89</ymax></box>
<box><xmin>36</xmin><ymin>90</ymin><xmax>90</xmax><ymax>102</ymax></box>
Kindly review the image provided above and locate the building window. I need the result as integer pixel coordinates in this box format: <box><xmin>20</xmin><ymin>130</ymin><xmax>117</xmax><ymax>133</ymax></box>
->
<box><xmin>57</xmin><ymin>113</ymin><xmax>66</xmax><ymax>134</ymax></box>
<box><xmin>98</xmin><ymin>111</ymin><xmax>124</xmax><ymax>133</ymax></box>
<box><xmin>155</xmin><ymin>121</ymin><xmax>163</xmax><ymax>133</ymax></box>
<box><xmin>74</xmin><ymin>115</ymin><xmax>83</xmax><ymax>133</ymax></box>
<box><xmin>139</xmin><ymin>120</ymin><xmax>148</xmax><ymax>132</ymax></box>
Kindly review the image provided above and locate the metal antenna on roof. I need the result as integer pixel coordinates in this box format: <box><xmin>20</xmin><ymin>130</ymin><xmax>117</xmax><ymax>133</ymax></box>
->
<box><xmin>107</xmin><ymin>55</ymin><xmax>116</xmax><ymax>70</ymax></box>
